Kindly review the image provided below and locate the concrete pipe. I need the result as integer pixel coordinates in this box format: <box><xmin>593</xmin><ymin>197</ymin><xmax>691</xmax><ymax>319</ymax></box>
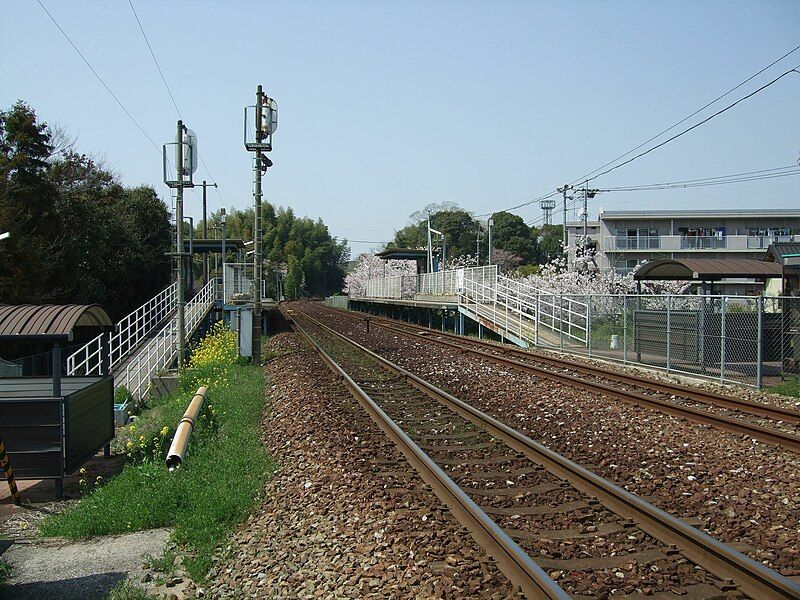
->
<box><xmin>165</xmin><ymin>386</ymin><xmax>208</xmax><ymax>470</ymax></box>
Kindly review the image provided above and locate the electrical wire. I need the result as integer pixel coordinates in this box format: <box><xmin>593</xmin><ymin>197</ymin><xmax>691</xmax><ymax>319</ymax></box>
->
<box><xmin>599</xmin><ymin>166</ymin><xmax>800</xmax><ymax>192</ymax></box>
<box><xmin>36</xmin><ymin>0</ymin><xmax>161</xmax><ymax>155</ymax></box>
<box><xmin>567</xmin><ymin>43</ymin><xmax>800</xmax><ymax>186</ymax></box>
<box><xmin>127</xmin><ymin>0</ymin><xmax>225</xmax><ymax>209</ymax></box>
<box><xmin>127</xmin><ymin>0</ymin><xmax>181</xmax><ymax>120</ymax></box>
<box><xmin>580</xmin><ymin>66</ymin><xmax>800</xmax><ymax>185</ymax></box>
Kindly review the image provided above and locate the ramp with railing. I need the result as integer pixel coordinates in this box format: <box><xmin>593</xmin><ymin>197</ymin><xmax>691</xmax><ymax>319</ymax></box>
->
<box><xmin>355</xmin><ymin>265</ymin><xmax>589</xmax><ymax>349</ymax></box>
<box><xmin>116</xmin><ymin>278</ymin><xmax>217</xmax><ymax>400</ymax></box>
<box><xmin>67</xmin><ymin>282</ymin><xmax>178</xmax><ymax>377</ymax></box>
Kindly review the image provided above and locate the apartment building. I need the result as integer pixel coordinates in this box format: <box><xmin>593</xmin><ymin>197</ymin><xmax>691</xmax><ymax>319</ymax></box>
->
<box><xmin>567</xmin><ymin>208</ymin><xmax>800</xmax><ymax>276</ymax></box>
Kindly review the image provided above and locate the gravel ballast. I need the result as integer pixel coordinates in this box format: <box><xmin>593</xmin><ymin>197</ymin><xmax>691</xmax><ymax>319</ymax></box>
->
<box><xmin>302</xmin><ymin>303</ymin><xmax>800</xmax><ymax>576</ymax></box>
<box><xmin>208</xmin><ymin>332</ymin><xmax>519</xmax><ymax>598</ymax></box>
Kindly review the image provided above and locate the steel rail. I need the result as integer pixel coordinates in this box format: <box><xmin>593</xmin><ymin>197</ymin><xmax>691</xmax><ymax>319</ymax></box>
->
<box><xmin>318</xmin><ymin>305</ymin><xmax>800</xmax><ymax>453</ymax></box>
<box><xmin>282</xmin><ymin>307</ymin><xmax>570</xmax><ymax>599</ymax></box>
<box><xmin>294</xmin><ymin>306</ymin><xmax>800</xmax><ymax>600</ymax></box>
<box><xmin>326</xmin><ymin>304</ymin><xmax>800</xmax><ymax>424</ymax></box>
<box><xmin>389</xmin><ymin>316</ymin><xmax>800</xmax><ymax>423</ymax></box>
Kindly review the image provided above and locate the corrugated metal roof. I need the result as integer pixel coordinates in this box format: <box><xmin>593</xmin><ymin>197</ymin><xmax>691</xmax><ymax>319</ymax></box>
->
<box><xmin>764</xmin><ymin>243</ymin><xmax>800</xmax><ymax>263</ymax></box>
<box><xmin>634</xmin><ymin>258</ymin><xmax>783</xmax><ymax>281</ymax></box>
<box><xmin>0</xmin><ymin>305</ymin><xmax>112</xmax><ymax>339</ymax></box>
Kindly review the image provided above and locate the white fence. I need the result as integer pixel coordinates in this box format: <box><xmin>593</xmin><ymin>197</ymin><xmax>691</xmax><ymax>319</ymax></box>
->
<box><xmin>356</xmin><ymin>265</ymin><xmax>799</xmax><ymax>387</ymax></box>
<box><xmin>365</xmin><ymin>275</ymin><xmax>417</xmax><ymax>299</ymax></box>
<box><xmin>116</xmin><ymin>278</ymin><xmax>217</xmax><ymax>400</ymax></box>
<box><xmin>67</xmin><ymin>282</ymin><xmax>178</xmax><ymax>376</ymax></box>
<box><xmin>223</xmin><ymin>263</ymin><xmax>266</xmax><ymax>303</ymax></box>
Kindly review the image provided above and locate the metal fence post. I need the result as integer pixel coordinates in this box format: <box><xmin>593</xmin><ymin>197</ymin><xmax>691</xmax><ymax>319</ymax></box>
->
<box><xmin>535</xmin><ymin>293</ymin><xmax>540</xmax><ymax>348</ymax></box>
<box><xmin>587</xmin><ymin>295</ymin><xmax>593</xmax><ymax>357</ymax></box>
<box><xmin>666</xmin><ymin>295</ymin><xmax>672</xmax><ymax>374</ymax></box>
<box><xmin>622</xmin><ymin>295</ymin><xmax>628</xmax><ymax>365</ymax></box>
<box><xmin>559</xmin><ymin>294</ymin><xmax>564</xmax><ymax>351</ymax></box>
<box><xmin>757</xmin><ymin>295</ymin><xmax>764</xmax><ymax>389</ymax></box>
<box><xmin>720</xmin><ymin>297</ymin><xmax>726</xmax><ymax>383</ymax></box>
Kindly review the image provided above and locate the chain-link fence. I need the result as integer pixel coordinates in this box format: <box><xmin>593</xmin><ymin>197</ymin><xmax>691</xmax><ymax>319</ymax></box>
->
<box><xmin>542</xmin><ymin>294</ymin><xmax>800</xmax><ymax>388</ymax></box>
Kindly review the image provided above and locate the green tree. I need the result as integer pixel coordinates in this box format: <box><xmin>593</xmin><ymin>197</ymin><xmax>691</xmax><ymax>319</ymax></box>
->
<box><xmin>0</xmin><ymin>101</ymin><xmax>63</xmax><ymax>302</ymax></box>
<box><xmin>532</xmin><ymin>224</ymin><xmax>564</xmax><ymax>264</ymax></box>
<box><xmin>284</xmin><ymin>256</ymin><xmax>303</xmax><ymax>299</ymax></box>
<box><xmin>490</xmin><ymin>211</ymin><xmax>537</xmax><ymax>264</ymax></box>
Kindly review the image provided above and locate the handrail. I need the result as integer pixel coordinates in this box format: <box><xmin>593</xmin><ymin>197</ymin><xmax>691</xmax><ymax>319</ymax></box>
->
<box><xmin>67</xmin><ymin>282</ymin><xmax>178</xmax><ymax>376</ymax></box>
<box><xmin>119</xmin><ymin>278</ymin><xmax>217</xmax><ymax>400</ymax></box>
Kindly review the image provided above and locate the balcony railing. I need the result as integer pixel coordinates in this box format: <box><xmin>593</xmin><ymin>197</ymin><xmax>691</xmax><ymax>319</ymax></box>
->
<box><xmin>605</xmin><ymin>236</ymin><xmax>660</xmax><ymax>250</ymax></box>
<box><xmin>680</xmin><ymin>236</ymin><xmax>726</xmax><ymax>249</ymax></box>
<box><xmin>606</xmin><ymin>233</ymin><xmax>799</xmax><ymax>252</ymax></box>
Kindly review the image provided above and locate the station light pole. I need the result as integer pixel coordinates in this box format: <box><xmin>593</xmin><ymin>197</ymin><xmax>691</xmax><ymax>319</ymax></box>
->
<box><xmin>197</xmin><ymin>180</ymin><xmax>217</xmax><ymax>285</ymax></box>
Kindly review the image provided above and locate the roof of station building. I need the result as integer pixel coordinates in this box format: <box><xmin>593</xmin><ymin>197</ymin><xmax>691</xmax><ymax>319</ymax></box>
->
<box><xmin>0</xmin><ymin>304</ymin><xmax>113</xmax><ymax>340</ymax></box>
<box><xmin>375</xmin><ymin>248</ymin><xmax>428</xmax><ymax>261</ymax></box>
<box><xmin>633</xmin><ymin>258</ymin><xmax>783</xmax><ymax>281</ymax></box>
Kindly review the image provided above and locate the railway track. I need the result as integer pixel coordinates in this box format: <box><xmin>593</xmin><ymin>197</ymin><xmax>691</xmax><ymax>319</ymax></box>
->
<box><xmin>313</xmin><ymin>303</ymin><xmax>800</xmax><ymax>454</ymax></box>
<box><xmin>283</xmin><ymin>304</ymin><xmax>800</xmax><ymax>600</ymax></box>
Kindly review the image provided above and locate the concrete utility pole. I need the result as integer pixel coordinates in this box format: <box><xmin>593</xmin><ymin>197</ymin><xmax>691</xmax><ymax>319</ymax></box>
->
<box><xmin>476</xmin><ymin>227</ymin><xmax>482</xmax><ymax>266</ymax></box>
<box><xmin>559</xmin><ymin>184</ymin><xmax>570</xmax><ymax>251</ymax></box>
<box><xmin>197</xmin><ymin>180</ymin><xmax>217</xmax><ymax>285</ymax></box>
<box><xmin>583</xmin><ymin>183</ymin><xmax>589</xmax><ymax>240</ymax></box>
<box><xmin>252</xmin><ymin>85</ymin><xmax>265</xmax><ymax>364</ymax></box>
<box><xmin>487</xmin><ymin>217</ymin><xmax>494</xmax><ymax>266</ymax></box>
<box><xmin>175</xmin><ymin>120</ymin><xmax>186</xmax><ymax>368</ymax></box>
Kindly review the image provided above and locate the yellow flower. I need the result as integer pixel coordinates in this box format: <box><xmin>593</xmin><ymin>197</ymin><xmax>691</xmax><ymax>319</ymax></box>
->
<box><xmin>126</xmin><ymin>441</ymin><xmax>133</xmax><ymax>449</ymax></box>
<box><xmin>161</xmin><ymin>426</ymin><xmax>169</xmax><ymax>436</ymax></box>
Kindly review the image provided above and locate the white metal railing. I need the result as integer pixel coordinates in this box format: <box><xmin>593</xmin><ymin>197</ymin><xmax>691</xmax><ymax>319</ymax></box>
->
<box><xmin>67</xmin><ymin>282</ymin><xmax>178</xmax><ymax>376</ymax></box>
<box><xmin>223</xmin><ymin>263</ymin><xmax>266</xmax><ymax>303</ymax></box>
<box><xmin>365</xmin><ymin>275</ymin><xmax>417</xmax><ymax>299</ymax></box>
<box><xmin>118</xmin><ymin>278</ymin><xmax>217</xmax><ymax>400</ymax></box>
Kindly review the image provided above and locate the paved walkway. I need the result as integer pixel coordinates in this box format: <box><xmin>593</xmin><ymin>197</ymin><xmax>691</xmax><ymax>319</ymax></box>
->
<box><xmin>2</xmin><ymin>529</ymin><xmax>170</xmax><ymax>600</ymax></box>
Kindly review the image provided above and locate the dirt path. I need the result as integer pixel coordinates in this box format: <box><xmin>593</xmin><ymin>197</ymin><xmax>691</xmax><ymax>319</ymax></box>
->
<box><xmin>2</xmin><ymin>528</ymin><xmax>169</xmax><ymax>599</ymax></box>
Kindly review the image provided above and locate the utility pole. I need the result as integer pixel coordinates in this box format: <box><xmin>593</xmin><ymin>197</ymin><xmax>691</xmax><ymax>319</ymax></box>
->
<box><xmin>476</xmin><ymin>227</ymin><xmax>482</xmax><ymax>266</ymax></box>
<box><xmin>197</xmin><ymin>180</ymin><xmax>217</xmax><ymax>285</ymax></box>
<box><xmin>583</xmin><ymin>183</ymin><xmax>589</xmax><ymax>240</ymax></box>
<box><xmin>175</xmin><ymin>120</ymin><xmax>186</xmax><ymax>368</ymax></box>
<box><xmin>487</xmin><ymin>217</ymin><xmax>494</xmax><ymax>266</ymax></box>
<box><xmin>253</xmin><ymin>85</ymin><xmax>264</xmax><ymax>364</ymax></box>
<box><xmin>559</xmin><ymin>184</ymin><xmax>570</xmax><ymax>251</ymax></box>
<box><xmin>244</xmin><ymin>85</ymin><xmax>277</xmax><ymax>364</ymax></box>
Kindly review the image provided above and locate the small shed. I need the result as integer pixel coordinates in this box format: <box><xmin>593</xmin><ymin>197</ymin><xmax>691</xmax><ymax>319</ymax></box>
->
<box><xmin>375</xmin><ymin>248</ymin><xmax>429</xmax><ymax>274</ymax></box>
<box><xmin>0</xmin><ymin>305</ymin><xmax>115</xmax><ymax>498</ymax></box>
<box><xmin>633</xmin><ymin>258</ymin><xmax>783</xmax><ymax>294</ymax></box>
<box><xmin>764</xmin><ymin>242</ymin><xmax>800</xmax><ymax>296</ymax></box>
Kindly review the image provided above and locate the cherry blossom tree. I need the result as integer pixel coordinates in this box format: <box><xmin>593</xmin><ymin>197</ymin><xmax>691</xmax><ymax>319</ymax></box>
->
<box><xmin>344</xmin><ymin>253</ymin><xmax>417</xmax><ymax>297</ymax></box>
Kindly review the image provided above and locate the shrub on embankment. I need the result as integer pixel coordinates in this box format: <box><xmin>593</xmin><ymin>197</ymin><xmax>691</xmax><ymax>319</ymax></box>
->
<box><xmin>40</xmin><ymin>323</ymin><xmax>271</xmax><ymax>580</ymax></box>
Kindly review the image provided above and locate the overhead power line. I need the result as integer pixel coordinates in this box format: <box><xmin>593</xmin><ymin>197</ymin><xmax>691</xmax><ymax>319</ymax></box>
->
<box><xmin>36</xmin><ymin>0</ymin><xmax>161</xmax><ymax>155</ymax></box>
<box><xmin>599</xmin><ymin>165</ymin><xmax>800</xmax><ymax>191</ymax></box>
<box><xmin>568</xmin><ymin>43</ymin><xmax>800</xmax><ymax>187</ymax></box>
<box><xmin>127</xmin><ymin>0</ymin><xmax>182</xmax><ymax>119</ymax></box>
<box><xmin>580</xmin><ymin>66</ymin><xmax>800</xmax><ymax>184</ymax></box>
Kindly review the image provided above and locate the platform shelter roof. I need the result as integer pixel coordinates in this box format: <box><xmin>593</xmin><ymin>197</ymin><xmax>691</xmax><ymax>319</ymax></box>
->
<box><xmin>0</xmin><ymin>305</ymin><xmax>113</xmax><ymax>340</ymax></box>
<box><xmin>375</xmin><ymin>248</ymin><xmax>428</xmax><ymax>261</ymax></box>
<box><xmin>633</xmin><ymin>258</ymin><xmax>782</xmax><ymax>282</ymax></box>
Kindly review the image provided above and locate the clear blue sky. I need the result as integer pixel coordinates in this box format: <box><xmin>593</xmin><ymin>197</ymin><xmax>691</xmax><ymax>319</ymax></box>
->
<box><xmin>3</xmin><ymin>1</ymin><xmax>799</xmax><ymax>255</ymax></box>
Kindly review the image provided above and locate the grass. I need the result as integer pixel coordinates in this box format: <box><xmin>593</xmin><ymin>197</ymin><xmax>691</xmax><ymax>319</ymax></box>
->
<box><xmin>40</xmin><ymin>325</ymin><xmax>273</xmax><ymax>582</ymax></box>
<box><xmin>0</xmin><ymin>558</ymin><xmax>11</xmax><ymax>587</ymax></box>
<box><xmin>768</xmin><ymin>377</ymin><xmax>800</xmax><ymax>398</ymax></box>
<box><xmin>106</xmin><ymin>581</ymin><xmax>150</xmax><ymax>600</ymax></box>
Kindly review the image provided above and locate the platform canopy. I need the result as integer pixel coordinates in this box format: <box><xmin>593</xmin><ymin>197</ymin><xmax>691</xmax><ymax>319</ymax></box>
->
<box><xmin>0</xmin><ymin>304</ymin><xmax>113</xmax><ymax>340</ymax></box>
<box><xmin>182</xmin><ymin>239</ymin><xmax>245</xmax><ymax>254</ymax></box>
<box><xmin>633</xmin><ymin>258</ymin><xmax>783</xmax><ymax>281</ymax></box>
<box><xmin>375</xmin><ymin>248</ymin><xmax>428</xmax><ymax>261</ymax></box>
